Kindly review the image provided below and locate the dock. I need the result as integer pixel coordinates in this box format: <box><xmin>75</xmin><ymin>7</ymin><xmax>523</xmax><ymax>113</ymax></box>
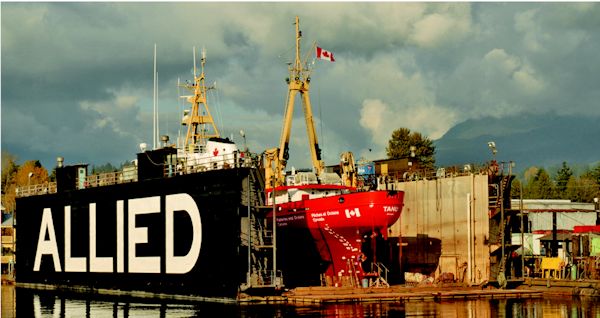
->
<box><xmin>519</xmin><ymin>278</ymin><xmax>600</xmax><ymax>297</ymax></box>
<box><xmin>281</xmin><ymin>285</ymin><xmax>542</xmax><ymax>304</ymax></box>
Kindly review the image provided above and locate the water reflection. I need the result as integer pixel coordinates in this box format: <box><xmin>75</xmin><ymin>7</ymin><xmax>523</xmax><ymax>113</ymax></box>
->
<box><xmin>3</xmin><ymin>286</ymin><xmax>599</xmax><ymax>318</ymax></box>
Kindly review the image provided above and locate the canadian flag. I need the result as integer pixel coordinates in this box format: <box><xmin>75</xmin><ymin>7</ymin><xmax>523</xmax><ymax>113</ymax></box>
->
<box><xmin>316</xmin><ymin>46</ymin><xmax>335</xmax><ymax>62</ymax></box>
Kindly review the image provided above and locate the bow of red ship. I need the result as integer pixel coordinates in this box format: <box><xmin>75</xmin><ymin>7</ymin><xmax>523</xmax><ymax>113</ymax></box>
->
<box><xmin>275</xmin><ymin>189</ymin><xmax>404</xmax><ymax>287</ymax></box>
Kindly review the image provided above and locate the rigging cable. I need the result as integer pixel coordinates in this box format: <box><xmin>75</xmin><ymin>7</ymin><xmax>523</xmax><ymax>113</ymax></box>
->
<box><xmin>177</xmin><ymin>77</ymin><xmax>182</xmax><ymax>149</ymax></box>
<box><xmin>211</xmin><ymin>81</ymin><xmax>224</xmax><ymax>137</ymax></box>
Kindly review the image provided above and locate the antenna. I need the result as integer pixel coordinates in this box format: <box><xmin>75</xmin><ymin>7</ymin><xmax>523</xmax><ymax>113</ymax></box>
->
<box><xmin>193</xmin><ymin>47</ymin><xmax>197</xmax><ymax>77</ymax></box>
<box><xmin>153</xmin><ymin>43</ymin><xmax>157</xmax><ymax>149</ymax></box>
<box><xmin>156</xmin><ymin>70</ymin><xmax>159</xmax><ymax>149</ymax></box>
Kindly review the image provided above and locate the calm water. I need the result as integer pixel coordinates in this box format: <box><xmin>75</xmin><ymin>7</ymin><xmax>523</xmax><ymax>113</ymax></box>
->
<box><xmin>2</xmin><ymin>285</ymin><xmax>599</xmax><ymax>318</ymax></box>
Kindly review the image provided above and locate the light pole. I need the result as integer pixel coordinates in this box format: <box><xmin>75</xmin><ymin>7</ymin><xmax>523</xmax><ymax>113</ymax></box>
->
<box><xmin>487</xmin><ymin>141</ymin><xmax>497</xmax><ymax>161</ymax></box>
<box><xmin>487</xmin><ymin>141</ymin><xmax>506</xmax><ymax>283</ymax></box>
<box><xmin>28</xmin><ymin>172</ymin><xmax>33</xmax><ymax>186</ymax></box>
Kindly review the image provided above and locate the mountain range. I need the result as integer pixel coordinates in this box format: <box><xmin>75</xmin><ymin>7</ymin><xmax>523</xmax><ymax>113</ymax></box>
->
<box><xmin>434</xmin><ymin>113</ymin><xmax>600</xmax><ymax>173</ymax></box>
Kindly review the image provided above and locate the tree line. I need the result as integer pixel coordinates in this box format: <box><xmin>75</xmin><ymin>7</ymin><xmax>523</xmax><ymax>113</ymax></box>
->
<box><xmin>511</xmin><ymin>162</ymin><xmax>600</xmax><ymax>202</ymax></box>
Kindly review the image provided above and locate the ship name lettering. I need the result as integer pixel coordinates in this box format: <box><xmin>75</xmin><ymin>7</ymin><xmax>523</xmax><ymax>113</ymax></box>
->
<box><xmin>310</xmin><ymin>212</ymin><xmax>325</xmax><ymax>222</ymax></box>
<box><xmin>383</xmin><ymin>206</ymin><xmax>399</xmax><ymax>212</ymax></box>
<box><xmin>33</xmin><ymin>193</ymin><xmax>202</xmax><ymax>274</ymax></box>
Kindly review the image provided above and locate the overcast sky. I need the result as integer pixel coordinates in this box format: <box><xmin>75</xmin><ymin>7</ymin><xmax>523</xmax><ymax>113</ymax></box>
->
<box><xmin>2</xmin><ymin>2</ymin><xmax>600</xmax><ymax>170</ymax></box>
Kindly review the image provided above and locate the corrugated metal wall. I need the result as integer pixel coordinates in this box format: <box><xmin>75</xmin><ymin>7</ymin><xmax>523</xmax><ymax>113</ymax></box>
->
<box><xmin>528</xmin><ymin>212</ymin><xmax>597</xmax><ymax>232</ymax></box>
<box><xmin>383</xmin><ymin>174</ymin><xmax>490</xmax><ymax>284</ymax></box>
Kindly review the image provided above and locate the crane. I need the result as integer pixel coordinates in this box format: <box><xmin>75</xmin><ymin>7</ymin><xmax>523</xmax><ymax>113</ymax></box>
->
<box><xmin>265</xmin><ymin>16</ymin><xmax>325</xmax><ymax>188</ymax></box>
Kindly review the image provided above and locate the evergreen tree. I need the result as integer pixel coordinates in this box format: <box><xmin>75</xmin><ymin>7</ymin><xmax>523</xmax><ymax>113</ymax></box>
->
<box><xmin>565</xmin><ymin>175</ymin><xmax>599</xmax><ymax>203</ymax></box>
<box><xmin>582</xmin><ymin>162</ymin><xmax>600</xmax><ymax>187</ymax></box>
<box><xmin>386</xmin><ymin>128</ymin><xmax>436</xmax><ymax>170</ymax></box>
<box><xmin>555</xmin><ymin>161</ymin><xmax>573</xmax><ymax>198</ymax></box>
<box><xmin>526</xmin><ymin>168</ymin><xmax>555</xmax><ymax>199</ymax></box>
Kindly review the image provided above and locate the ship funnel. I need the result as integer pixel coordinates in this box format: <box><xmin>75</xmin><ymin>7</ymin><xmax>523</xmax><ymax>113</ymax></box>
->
<box><xmin>57</xmin><ymin>156</ymin><xmax>64</xmax><ymax>168</ymax></box>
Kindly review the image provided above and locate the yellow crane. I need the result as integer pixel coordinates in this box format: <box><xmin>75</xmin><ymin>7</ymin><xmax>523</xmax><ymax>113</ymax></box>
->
<box><xmin>340</xmin><ymin>151</ymin><xmax>357</xmax><ymax>188</ymax></box>
<box><xmin>265</xmin><ymin>16</ymin><xmax>325</xmax><ymax>188</ymax></box>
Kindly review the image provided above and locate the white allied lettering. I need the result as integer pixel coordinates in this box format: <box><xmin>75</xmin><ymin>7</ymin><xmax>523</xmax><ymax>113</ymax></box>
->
<box><xmin>33</xmin><ymin>208</ymin><xmax>62</xmax><ymax>272</ymax></box>
<box><xmin>116</xmin><ymin>200</ymin><xmax>124</xmax><ymax>273</ymax></box>
<box><xmin>165</xmin><ymin>193</ymin><xmax>202</xmax><ymax>274</ymax></box>
<box><xmin>128</xmin><ymin>196</ymin><xmax>161</xmax><ymax>273</ymax></box>
<box><xmin>64</xmin><ymin>206</ymin><xmax>86</xmax><ymax>272</ymax></box>
<box><xmin>32</xmin><ymin>193</ymin><xmax>201</xmax><ymax>274</ymax></box>
<box><xmin>89</xmin><ymin>203</ymin><xmax>113</xmax><ymax>272</ymax></box>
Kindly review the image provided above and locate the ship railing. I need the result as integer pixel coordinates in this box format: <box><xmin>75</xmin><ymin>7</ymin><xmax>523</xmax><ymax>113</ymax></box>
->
<box><xmin>165</xmin><ymin>150</ymin><xmax>260</xmax><ymax>177</ymax></box>
<box><xmin>369</xmin><ymin>262</ymin><xmax>390</xmax><ymax>288</ymax></box>
<box><xmin>15</xmin><ymin>182</ymin><xmax>57</xmax><ymax>198</ymax></box>
<box><xmin>378</xmin><ymin>164</ymin><xmax>495</xmax><ymax>185</ymax></box>
<box><xmin>83</xmin><ymin>170</ymin><xmax>137</xmax><ymax>188</ymax></box>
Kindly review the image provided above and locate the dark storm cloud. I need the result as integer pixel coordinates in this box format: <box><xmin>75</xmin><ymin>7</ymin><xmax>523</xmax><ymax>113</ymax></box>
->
<box><xmin>2</xmin><ymin>3</ymin><xmax>599</xmax><ymax>169</ymax></box>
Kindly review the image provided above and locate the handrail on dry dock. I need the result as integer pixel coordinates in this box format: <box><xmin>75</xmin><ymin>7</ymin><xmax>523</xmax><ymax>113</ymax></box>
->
<box><xmin>16</xmin><ymin>151</ymin><xmax>261</xmax><ymax>197</ymax></box>
<box><xmin>84</xmin><ymin>170</ymin><xmax>137</xmax><ymax>188</ymax></box>
<box><xmin>15</xmin><ymin>182</ymin><xmax>57</xmax><ymax>198</ymax></box>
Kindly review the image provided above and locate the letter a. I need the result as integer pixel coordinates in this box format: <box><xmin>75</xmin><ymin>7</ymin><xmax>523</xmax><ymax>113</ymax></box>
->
<box><xmin>33</xmin><ymin>208</ymin><xmax>62</xmax><ymax>272</ymax></box>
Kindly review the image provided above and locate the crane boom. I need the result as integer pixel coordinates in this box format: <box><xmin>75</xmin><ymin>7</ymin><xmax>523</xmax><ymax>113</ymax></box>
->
<box><xmin>267</xmin><ymin>16</ymin><xmax>324</xmax><ymax>189</ymax></box>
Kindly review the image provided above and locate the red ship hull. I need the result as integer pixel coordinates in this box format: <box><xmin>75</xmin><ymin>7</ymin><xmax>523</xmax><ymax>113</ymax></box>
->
<box><xmin>269</xmin><ymin>187</ymin><xmax>404</xmax><ymax>286</ymax></box>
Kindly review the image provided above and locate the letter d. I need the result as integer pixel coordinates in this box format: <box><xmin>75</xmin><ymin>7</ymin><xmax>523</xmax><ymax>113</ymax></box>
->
<box><xmin>165</xmin><ymin>193</ymin><xmax>202</xmax><ymax>274</ymax></box>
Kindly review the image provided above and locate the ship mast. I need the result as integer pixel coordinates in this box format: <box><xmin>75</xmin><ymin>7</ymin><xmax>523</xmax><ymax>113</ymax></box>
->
<box><xmin>278</xmin><ymin>16</ymin><xmax>324</xmax><ymax>175</ymax></box>
<box><xmin>181</xmin><ymin>47</ymin><xmax>220</xmax><ymax>152</ymax></box>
